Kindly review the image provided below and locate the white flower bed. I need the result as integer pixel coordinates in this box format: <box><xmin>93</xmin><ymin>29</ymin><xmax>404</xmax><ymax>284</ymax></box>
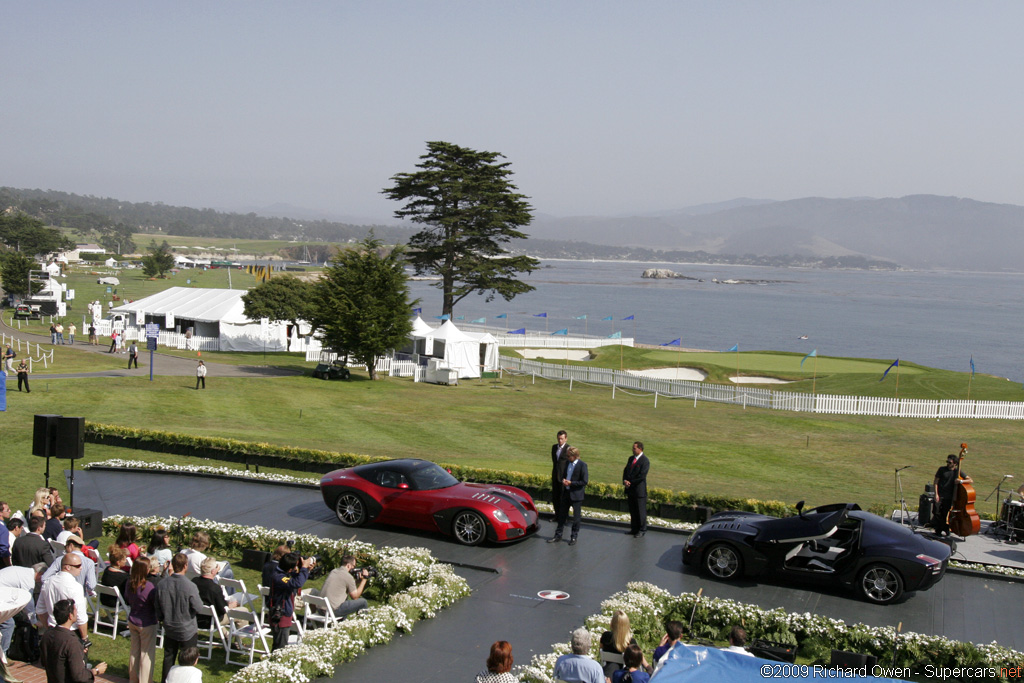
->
<box><xmin>104</xmin><ymin>514</ymin><xmax>470</xmax><ymax>683</ymax></box>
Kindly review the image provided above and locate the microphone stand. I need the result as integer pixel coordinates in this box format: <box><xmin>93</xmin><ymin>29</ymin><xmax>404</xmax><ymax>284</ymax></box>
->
<box><xmin>983</xmin><ymin>476</ymin><xmax>1014</xmax><ymax>540</ymax></box>
<box><xmin>894</xmin><ymin>466</ymin><xmax>913</xmax><ymax>528</ymax></box>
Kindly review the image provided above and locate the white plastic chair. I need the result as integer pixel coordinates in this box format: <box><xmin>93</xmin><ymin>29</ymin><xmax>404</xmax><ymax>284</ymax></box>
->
<box><xmin>92</xmin><ymin>584</ymin><xmax>130</xmax><ymax>639</ymax></box>
<box><xmin>195</xmin><ymin>604</ymin><xmax>228</xmax><ymax>661</ymax></box>
<box><xmin>224</xmin><ymin>607</ymin><xmax>272</xmax><ymax>666</ymax></box>
<box><xmin>219</xmin><ymin>577</ymin><xmax>259</xmax><ymax>609</ymax></box>
<box><xmin>301</xmin><ymin>593</ymin><xmax>339</xmax><ymax>632</ymax></box>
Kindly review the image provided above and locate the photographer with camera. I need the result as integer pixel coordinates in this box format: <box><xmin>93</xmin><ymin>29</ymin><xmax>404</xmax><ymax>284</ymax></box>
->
<box><xmin>266</xmin><ymin>552</ymin><xmax>313</xmax><ymax>651</ymax></box>
<box><xmin>317</xmin><ymin>555</ymin><xmax>369</xmax><ymax>619</ymax></box>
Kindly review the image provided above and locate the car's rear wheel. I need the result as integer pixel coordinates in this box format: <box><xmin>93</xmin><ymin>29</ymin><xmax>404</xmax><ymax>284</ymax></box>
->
<box><xmin>858</xmin><ymin>564</ymin><xmax>904</xmax><ymax>604</ymax></box>
<box><xmin>704</xmin><ymin>543</ymin><xmax>743</xmax><ymax>580</ymax></box>
<box><xmin>452</xmin><ymin>510</ymin><xmax>487</xmax><ymax>546</ymax></box>
<box><xmin>335</xmin><ymin>492</ymin><xmax>368</xmax><ymax>527</ymax></box>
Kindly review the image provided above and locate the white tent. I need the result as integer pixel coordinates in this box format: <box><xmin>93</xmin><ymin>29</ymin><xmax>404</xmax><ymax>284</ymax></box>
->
<box><xmin>416</xmin><ymin>320</ymin><xmax>483</xmax><ymax>378</ymax></box>
<box><xmin>109</xmin><ymin>287</ymin><xmax>309</xmax><ymax>352</ymax></box>
<box><xmin>104</xmin><ymin>258</ymin><xmax>118</xmax><ymax>268</ymax></box>
<box><xmin>465</xmin><ymin>331</ymin><xmax>500</xmax><ymax>373</ymax></box>
<box><xmin>410</xmin><ymin>315</ymin><xmax>433</xmax><ymax>337</ymax></box>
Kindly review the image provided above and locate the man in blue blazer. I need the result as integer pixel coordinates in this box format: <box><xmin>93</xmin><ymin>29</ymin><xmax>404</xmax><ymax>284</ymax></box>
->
<box><xmin>623</xmin><ymin>441</ymin><xmax>650</xmax><ymax>537</ymax></box>
<box><xmin>549</xmin><ymin>446</ymin><xmax>588</xmax><ymax>546</ymax></box>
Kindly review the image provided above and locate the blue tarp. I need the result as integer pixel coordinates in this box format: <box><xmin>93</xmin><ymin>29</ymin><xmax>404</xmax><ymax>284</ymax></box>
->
<box><xmin>652</xmin><ymin>644</ymin><xmax>908</xmax><ymax>683</ymax></box>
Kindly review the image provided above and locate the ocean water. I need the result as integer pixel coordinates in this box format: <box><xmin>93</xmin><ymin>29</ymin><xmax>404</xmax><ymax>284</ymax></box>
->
<box><xmin>407</xmin><ymin>260</ymin><xmax>1024</xmax><ymax>382</ymax></box>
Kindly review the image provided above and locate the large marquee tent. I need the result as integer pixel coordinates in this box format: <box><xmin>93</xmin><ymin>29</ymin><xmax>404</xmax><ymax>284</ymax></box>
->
<box><xmin>411</xmin><ymin>319</ymin><xmax>499</xmax><ymax>378</ymax></box>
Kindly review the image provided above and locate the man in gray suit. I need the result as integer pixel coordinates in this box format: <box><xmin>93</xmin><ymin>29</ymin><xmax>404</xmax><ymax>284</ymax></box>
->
<box><xmin>549</xmin><ymin>446</ymin><xmax>588</xmax><ymax>546</ymax></box>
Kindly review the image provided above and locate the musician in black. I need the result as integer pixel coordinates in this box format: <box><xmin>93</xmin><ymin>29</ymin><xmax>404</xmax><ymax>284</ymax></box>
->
<box><xmin>933</xmin><ymin>454</ymin><xmax>970</xmax><ymax>536</ymax></box>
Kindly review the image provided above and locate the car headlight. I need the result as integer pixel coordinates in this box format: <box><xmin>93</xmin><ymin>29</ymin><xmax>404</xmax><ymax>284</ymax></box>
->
<box><xmin>491</xmin><ymin>509</ymin><xmax>510</xmax><ymax>523</ymax></box>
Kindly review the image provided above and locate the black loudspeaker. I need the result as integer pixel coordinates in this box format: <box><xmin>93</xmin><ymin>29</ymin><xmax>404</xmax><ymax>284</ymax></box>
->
<box><xmin>74</xmin><ymin>508</ymin><xmax>103</xmax><ymax>541</ymax></box>
<box><xmin>33</xmin><ymin>414</ymin><xmax>62</xmax><ymax>458</ymax></box>
<box><xmin>919</xmin><ymin>493</ymin><xmax>935</xmax><ymax>527</ymax></box>
<box><xmin>830</xmin><ymin>649</ymin><xmax>877</xmax><ymax>669</ymax></box>
<box><xmin>240</xmin><ymin>549</ymin><xmax>271</xmax><ymax>570</ymax></box>
<box><xmin>55</xmin><ymin>417</ymin><xmax>85</xmax><ymax>460</ymax></box>
<box><xmin>749</xmin><ymin>640</ymin><xmax>797</xmax><ymax>663</ymax></box>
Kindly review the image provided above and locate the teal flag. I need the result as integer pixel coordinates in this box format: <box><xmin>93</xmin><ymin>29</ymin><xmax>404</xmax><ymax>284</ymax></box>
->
<box><xmin>800</xmin><ymin>349</ymin><xmax>817</xmax><ymax>367</ymax></box>
<box><xmin>608</xmin><ymin>331</ymin><xmax>622</xmax><ymax>339</ymax></box>
<box><xmin>574</xmin><ymin>314</ymin><xmax>587</xmax><ymax>320</ymax></box>
<box><xmin>727</xmin><ymin>344</ymin><xmax>739</xmax><ymax>352</ymax></box>
<box><xmin>601</xmin><ymin>316</ymin><xmax>613</xmax><ymax>321</ymax></box>
<box><xmin>552</xmin><ymin>328</ymin><xmax>568</xmax><ymax>335</ymax></box>
<box><xmin>471</xmin><ymin>317</ymin><xmax>486</xmax><ymax>323</ymax></box>
<box><xmin>495</xmin><ymin>313</ymin><xmax>507</xmax><ymax>319</ymax></box>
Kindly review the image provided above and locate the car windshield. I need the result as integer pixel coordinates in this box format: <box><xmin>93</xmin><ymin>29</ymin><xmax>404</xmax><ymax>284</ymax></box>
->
<box><xmin>407</xmin><ymin>462</ymin><xmax>459</xmax><ymax>491</ymax></box>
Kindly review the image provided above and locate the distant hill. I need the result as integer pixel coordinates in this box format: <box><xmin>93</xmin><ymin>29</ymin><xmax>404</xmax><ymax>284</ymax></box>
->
<box><xmin>530</xmin><ymin>195</ymin><xmax>1024</xmax><ymax>271</ymax></box>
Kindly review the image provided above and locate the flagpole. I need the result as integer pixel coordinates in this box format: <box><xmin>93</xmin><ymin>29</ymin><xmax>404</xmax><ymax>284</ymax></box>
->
<box><xmin>736</xmin><ymin>346</ymin><xmax>740</xmax><ymax>382</ymax></box>
<box><xmin>895</xmin><ymin>362</ymin><xmax>900</xmax><ymax>398</ymax></box>
<box><xmin>676</xmin><ymin>337</ymin><xmax>681</xmax><ymax>369</ymax></box>
<box><xmin>967</xmin><ymin>370</ymin><xmax>973</xmax><ymax>400</ymax></box>
<box><xmin>812</xmin><ymin>354</ymin><xmax>818</xmax><ymax>395</ymax></box>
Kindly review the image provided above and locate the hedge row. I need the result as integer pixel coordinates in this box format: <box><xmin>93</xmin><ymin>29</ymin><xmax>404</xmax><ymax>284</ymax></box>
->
<box><xmin>84</xmin><ymin>422</ymin><xmax>794</xmax><ymax>518</ymax></box>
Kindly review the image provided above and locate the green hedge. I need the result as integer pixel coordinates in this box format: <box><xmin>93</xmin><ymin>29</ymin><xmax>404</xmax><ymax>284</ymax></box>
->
<box><xmin>85</xmin><ymin>422</ymin><xmax>794</xmax><ymax>518</ymax></box>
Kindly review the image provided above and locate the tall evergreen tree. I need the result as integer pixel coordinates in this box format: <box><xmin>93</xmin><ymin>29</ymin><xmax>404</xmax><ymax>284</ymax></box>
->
<box><xmin>382</xmin><ymin>141</ymin><xmax>539</xmax><ymax>316</ymax></box>
<box><xmin>242</xmin><ymin>275</ymin><xmax>317</xmax><ymax>350</ymax></box>
<box><xmin>142</xmin><ymin>240</ymin><xmax>175</xmax><ymax>278</ymax></box>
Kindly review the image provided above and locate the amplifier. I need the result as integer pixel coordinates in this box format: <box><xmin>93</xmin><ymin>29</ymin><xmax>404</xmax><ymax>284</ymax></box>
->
<box><xmin>240</xmin><ymin>549</ymin><xmax>271</xmax><ymax>570</ymax></box>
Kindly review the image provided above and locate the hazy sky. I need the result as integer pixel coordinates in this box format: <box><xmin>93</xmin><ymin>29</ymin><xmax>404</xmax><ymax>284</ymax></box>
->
<box><xmin>5</xmin><ymin>2</ymin><xmax>1024</xmax><ymax>221</ymax></box>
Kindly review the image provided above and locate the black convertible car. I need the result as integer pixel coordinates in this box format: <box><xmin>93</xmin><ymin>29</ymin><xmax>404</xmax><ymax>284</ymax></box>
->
<box><xmin>682</xmin><ymin>502</ymin><xmax>950</xmax><ymax>604</ymax></box>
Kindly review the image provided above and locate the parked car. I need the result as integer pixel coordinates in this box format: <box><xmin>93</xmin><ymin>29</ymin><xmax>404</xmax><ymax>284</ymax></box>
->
<box><xmin>321</xmin><ymin>459</ymin><xmax>540</xmax><ymax>546</ymax></box>
<box><xmin>312</xmin><ymin>362</ymin><xmax>350</xmax><ymax>380</ymax></box>
<box><xmin>682</xmin><ymin>502</ymin><xmax>950</xmax><ymax>604</ymax></box>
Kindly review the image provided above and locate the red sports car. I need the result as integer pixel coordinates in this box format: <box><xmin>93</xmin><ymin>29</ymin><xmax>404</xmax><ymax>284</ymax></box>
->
<box><xmin>320</xmin><ymin>459</ymin><xmax>540</xmax><ymax>546</ymax></box>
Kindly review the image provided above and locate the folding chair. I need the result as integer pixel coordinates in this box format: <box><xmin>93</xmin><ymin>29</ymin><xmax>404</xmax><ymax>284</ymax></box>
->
<box><xmin>257</xmin><ymin>585</ymin><xmax>270</xmax><ymax>623</ymax></box>
<box><xmin>195</xmin><ymin>604</ymin><xmax>228</xmax><ymax>661</ymax></box>
<box><xmin>224</xmin><ymin>608</ymin><xmax>272</xmax><ymax>666</ymax></box>
<box><xmin>49</xmin><ymin>540</ymin><xmax>66</xmax><ymax>556</ymax></box>
<box><xmin>219</xmin><ymin>578</ymin><xmax>259</xmax><ymax>609</ymax></box>
<box><xmin>92</xmin><ymin>585</ymin><xmax>130</xmax><ymax>639</ymax></box>
<box><xmin>600</xmin><ymin>649</ymin><xmax>625</xmax><ymax>668</ymax></box>
<box><xmin>301</xmin><ymin>594</ymin><xmax>339</xmax><ymax>632</ymax></box>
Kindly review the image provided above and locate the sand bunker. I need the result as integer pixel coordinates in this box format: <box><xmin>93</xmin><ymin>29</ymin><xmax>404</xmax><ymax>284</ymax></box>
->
<box><xmin>519</xmin><ymin>349</ymin><xmax>592</xmax><ymax>361</ymax></box>
<box><xmin>627</xmin><ymin>367</ymin><xmax>708</xmax><ymax>381</ymax></box>
<box><xmin>728</xmin><ymin>376</ymin><xmax>792</xmax><ymax>385</ymax></box>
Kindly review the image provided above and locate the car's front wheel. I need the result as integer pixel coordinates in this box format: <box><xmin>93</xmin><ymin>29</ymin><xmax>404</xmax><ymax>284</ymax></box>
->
<box><xmin>334</xmin><ymin>492</ymin><xmax>368</xmax><ymax>527</ymax></box>
<box><xmin>858</xmin><ymin>563</ymin><xmax>904</xmax><ymax>604</ymax></box>
<box><xmin>704</xmin><ymin>543</ymin><xmax>743</xmax><ymax>580</ymax></box>
<box><xmin>452</xmin><ymin>510</ymin><xmax>487</xmax><ymax>546</ymax></box>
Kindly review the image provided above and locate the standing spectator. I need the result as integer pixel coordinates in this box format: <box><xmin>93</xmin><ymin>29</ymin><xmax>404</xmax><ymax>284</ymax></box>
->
<box><xmin>54</xmin><ymin>323</ymin><xmax>65</xmax><ymax>345</ymax></box>
<box><xmin>67</xmin><ymin>323</ymin><xmax>76</xmax><ymax>345</ymax></box>
<box><xmin>548</xmin><ymin>446</ymin><xmax>588</xmax><ymax>546</ymax></box>
<box><xmin>39</xmin><ymin>599</ymin><xmax>107</xmax><ymax>682</ymax></box>
<box><xmin>154</xmin><ymin>554</ymin><xmax>203</xmax><ymax>683</ymax></box>
<box><xmin>623</xmin><ymin>441</ymin><xmax>650</xmax><ymax>537</ymax></box>
<box><xmin>261</xmin><ymin>546</ymin><xmax>288</xmax><ymax>588</ymax></box>
<box><xmin>128</xmin><ymin>342</ymin><xmax>139</xmax><ymax>369</ymax></box>
<box><xmin>37</xmin><ymin>555</ymin><xmax>89</xmax><ymax>640</ymax></box>
<box><xmin>475</xmin><ymin>640</ymin><xmax>516</xmax><ymax>683</ymax></box>
<box><xmin>552</xmin><ymin>628</ymin><xmax>603</xmax><ymax>683</ymax></box>
<box><xmin>108</xmin><ymin>331</ymin><xmax>118</xmax><ymax>353</ymax></box>
<box><xmin>195</xmin><ymin>361</ymin><xmax>206</xmax><ymax>390</ymax></box>
<box><xmin>2</xmin><ymin>346</ymin><xmax>13</xmax><ymax>373</ymax></box>
<box><xmin>0</xmin><ymin>563</ymin><xmax>45</xmax><ymax>656</ymax></box>
<box><xmin>267</xmin><ymin>552</ymin><xmax>312</xmax><ymax>650</ymax></box>
<box><xmin>12</xmin><ymin>517</ymin><xmax>54</xmax><ymax>569</ymax></box>
<box><xmin>163</xmin><ymin>646</ymin><xmax>201</xmax><ymax>683</ymax></box>
<box><xmin>16</xmin><ymin>361</ymin><xmax>29</xmax><ymax>393</ymax></box>
<box><xmin>0</xmin><ymin>503</ymin><xmax>10</xmax><ymax>568</ymax></box>
<box><xmin>550</xmin><ymin>430</ymin><xmax>570</xmax><ymax>523</ymax></box>
<box><xmin>127</xmin><ymin>556</ymin><xmax>158</xmax><ymax>683</ymax></box>
<box><xmin>6</xmin><ymin>519</ymin><xmax>24</xmax><ymax>554</ymax></box>
<box><xmin>88</xmin><ymin>324</ymin><xmax>97</xmax><ymax>345</ymax></box>
<box><xmin>49</xmin><ymin>324</ymin><xmax>57</xmax><ymax>345</ymax></box>
<box><xmin>316</xmin><ymin>555</ymin><xmax>368</xmax><ymax>618</ymax></box>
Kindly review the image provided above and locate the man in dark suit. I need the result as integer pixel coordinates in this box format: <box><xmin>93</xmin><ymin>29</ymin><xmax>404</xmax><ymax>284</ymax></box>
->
<box><xmin>12</xmin><ymin>516</ymin><xmax>54</xmax><ymax>568</ymax></box>
<box><xmin>550</xmin><ymin>430</ymin><xmax>570</xmax><ymax>522</ymax></box>
<box><xmin>549</xmin><ymin>446</ymin><xmax>588</xmax><ymax>546</ymax></box>
<box><xmin>623</xmin><ymin>441</ymin><xmax>650</xmax><ymax>537</ymax></box>
<box><xmin>39</xmin><ymin>598</ymin><xmax>107</xmax><ymax>682</ymax></box>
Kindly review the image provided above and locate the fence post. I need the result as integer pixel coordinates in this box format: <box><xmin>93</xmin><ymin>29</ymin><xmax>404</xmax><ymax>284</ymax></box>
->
<box><xmin>612</xmin><ymin>384</ymin><xmax>615</xmax><ymax>400</ymax></box>
<box><xmin>532</xmin><ymin>372</ymin><xmax>535</xmax><ymax>385</ymax></box>
<box><xmin>654</xmin><ymin>392</ymin><xmax>658</xmax><ymax>408</ymax></box>
<box><xmin>569</xmin><ymin>378</ymin><xmax>573</xmax><ymax>392</ymax></box>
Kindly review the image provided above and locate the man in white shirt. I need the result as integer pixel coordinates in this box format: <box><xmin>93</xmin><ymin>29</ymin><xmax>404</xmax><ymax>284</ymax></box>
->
<box><xmin>0</xmin><ymin>563</ymin><xmax>45</xmax><ymax>655</ymax></box>
<box><xmin>38</xmin><ymin>555</ymin><xmax>89</xmax><ymax>640</ymax></box>
<box><xmin>721</xmin><ymin>626</ymin><xmax>755</xmax><ymax>657</ymax></box>
<box><xmin>552</xmin><ymin>628</ymin><xmax>604</xmax><ymax>683</ymax></box>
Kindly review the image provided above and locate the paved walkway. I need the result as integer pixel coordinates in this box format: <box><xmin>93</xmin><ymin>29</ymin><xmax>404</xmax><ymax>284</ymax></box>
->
<box><xmin>6</xmin><ymin>660</ymin><xmax>128</xmax><ymax>683</ymax></box>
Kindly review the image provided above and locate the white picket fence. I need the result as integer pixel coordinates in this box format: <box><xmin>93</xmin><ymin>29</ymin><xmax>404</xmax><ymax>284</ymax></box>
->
<box><xmin>310</xmin><ymin>351</ymin><xmax>417</xmax><ymax>377</ymax></box>
<box><xmin>495</xmin><ymin>334</ymin><xmax>634</xmax><ymax>349</ymax></box>
<box><xmin>1</xmin><ymin>333</ymin><xmax>55</xmax><ymax>373</ymax></box>
<box><xmin>499</xmin><ymin>356</ymin><xmax>1024</xmax><ymax>420</ymax></box>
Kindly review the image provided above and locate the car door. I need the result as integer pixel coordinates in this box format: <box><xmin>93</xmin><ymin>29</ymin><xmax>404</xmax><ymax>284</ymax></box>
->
<box><xmin>372</xmin><ymin>470</ymin><xmax>437</xmax><ymax>530</ymax></box>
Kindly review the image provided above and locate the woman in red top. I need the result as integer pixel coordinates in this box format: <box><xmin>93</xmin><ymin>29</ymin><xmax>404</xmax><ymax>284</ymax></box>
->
<box><xmin>116</xmin><ymin>522</ymin><xmax>141</xmax><ymax>561</ymax></box>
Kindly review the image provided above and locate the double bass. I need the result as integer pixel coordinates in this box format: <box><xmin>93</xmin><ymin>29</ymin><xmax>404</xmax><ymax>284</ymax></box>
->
<box><xmin>947</xmin><ymin>443</ymin><xmax>981</xmax><ymax>537</ymax></box>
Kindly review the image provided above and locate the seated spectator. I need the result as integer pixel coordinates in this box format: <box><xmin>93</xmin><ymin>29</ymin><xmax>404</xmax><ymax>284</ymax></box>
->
<box><xmin>317</xmin><ymin>555</ymin><xmax>368</xmax><ymax>618</ymax></box>
<box><xmin>181</xmin><ymin>532</ymin><xmax>232</xmax><ymax>581</ymax></box>
<box><xmin>41</xmin><ymin>535</ymin><xmax>97</xmax><ymax>596</ymax></box>
<box><xmin>164</xmin><ymin>645</ymin><xmax>202</xmax><ymax>683</ymax></box>
<box><xmin>148</xmin><ymin>556</ymin><xmax>167</xmax><ymax>587</ymax></box>
<box><xmin>39</xmin><ymin>599</ymin><xmax>107</xmax><ymax>682</ymax></box>
<box><xmin>116</xmin><ymin>522</ymin><xmax>141</xmax><ymax>561</ymax></box>
<box><xmin>192</xmin><ymin>558</ymin><xmax>236</xmax><ymax>629</ymax></box>
<box><xmin>722</xmin><ymin>625</ymin><xmax>754</xmax><ymax>657</ymax></box>
<box><xmin>475</xmin><ymin>640</ymin><xmax>516</xmax><ymax>683</ymax></box>
<box><xmin>56</xmin><ymin>517</ymin><xmax>100</xmax><ymax>564</ymax></box>
<box><xmin>652</xmin><ymin>620</ymin><xmax>684</xmax><ymax>666</ymax></box>
<box><xmin>27</xmin><ymin>488</ymin><xmax>50</xmax><ymax>518</ymax></box>
<box><xmin>146</xmin><ymin>528</ymin><xmax>173</xmax><ymax>574</ymax></box>
<box><xmin>553</xmin><ymin>628</ymin><xmax>604</xmax><ymax>683</ymax></box>
<box><xmin>6</xmin><ymin>518</ymin><xmax>25</xmax><ymax>553</ymax></box>
<box><xmin>601</xmin><ymin>610</ymin><xmax>649</xmax><ymax>678</ymax></box>
<box><xmin>44</xmin><ymin>504</ymin><xmax>65</xmax><ymax>541</ymax></box>
<box><xmin>47</xmin><ymin>488</ymin><xmax>63</xmax><ymax>509</ymax></box>
<box><xmin>100</xmin><ymin>546</ymin><xmax>131</xmax><ymax>608</ymax></box>
<box><xmin>612</xmin><ymin>644</ymin><xmax>651</xmax><ymax>683</ymax></box>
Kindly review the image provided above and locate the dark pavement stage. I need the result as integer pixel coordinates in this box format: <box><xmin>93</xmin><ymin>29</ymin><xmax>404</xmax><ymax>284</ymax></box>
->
<box><xmin>71</xmin><ymin>469</ymin><xmax>1024</xmax><ymax>682</ymax></box>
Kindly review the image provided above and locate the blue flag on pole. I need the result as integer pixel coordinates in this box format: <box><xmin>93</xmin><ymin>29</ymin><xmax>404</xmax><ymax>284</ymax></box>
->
<box><xmin>471</xmin><ymin>317</ymin><xmax>486</xmax><ymax>323</ymax></box>
<box><xmin>727</xmin><ymin>344</ymin><xmax>739</xmax><ymax>353</ymax></box>
<box><xmin>434</xmin><ymin>314</ymin><xmax>449</xmax><ymax>321</ymax></box>
<box><xmin>622</xmin><ymin>315</ymin><xmax>634</xmax><ymax>321</ymax></box>
<box><xmin>533</xmin><ymin>312</ymin><xmax>547</xmax><ymax>318</ymax></box>
<box><xmin>800</xmin><ymin>349</ymin><xmax>817</xmax><ymax>367</ymax></box>
<box><xmin>495</xmin><ymin>313</ymin><xmax>507</xmax><ymax>319</ymax></box>
<box><xmin>412</xmin><ymin>307</ymin><xmax>422</xmax><ymax>315</ymax></box>
<box><xmin>508</xmin><ymin>328</ymin><xmax>525</xmax><ymax>335</ymax></box>
<box><xmin>661</xmin><ymin>338</ymin><xmax>681</xmax><ymax>346</ymax></box>
<box><xmin>880</xmin><ymin>359</ymin><xmax>899</xmax><ymax>382</ymax></box>
<box><xmin>601</xmin><ymin>316</ymin><xmax>613</xmax><ymax>321</ymax></box>
<box><xmin>970</xmin><ymin>356</ymin><xmax>975</xmax><ymax>377</ymax></box>
<box><xmin>552</xmin><ymin>328</ymin><xmax>568</xmax><ymax>335</ymax></box>
<box><xmin>608</xmin><ymin>331</ymin><xmax>622</xmax><ymax>339</ymax></box>
<box><xmin>455</xmin><ymin>316</ymin><xmax>465</xmax><ymax>320</ymax></box>
<box><xmin>574</xmin><ymin>314</ymin><xmax>587</xmax><ymax>320</ymax></box>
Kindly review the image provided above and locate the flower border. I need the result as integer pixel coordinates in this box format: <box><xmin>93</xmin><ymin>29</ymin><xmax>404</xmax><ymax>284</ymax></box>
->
<box><xmin>102</xmin><ymin>514</ymin><xmax>470</xmax><ymax>683</ymax></box>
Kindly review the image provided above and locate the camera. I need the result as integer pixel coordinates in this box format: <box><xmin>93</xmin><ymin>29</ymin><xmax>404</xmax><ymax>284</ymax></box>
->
<box><xmin>351</xmin><ymin>566</ymin><xmax>378</xmax><ymax>578</ymax></box>
<box><xmin>303</xmin><ymin>554</ymin><xmax>325</xmax><ymax>579</ymax></box>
